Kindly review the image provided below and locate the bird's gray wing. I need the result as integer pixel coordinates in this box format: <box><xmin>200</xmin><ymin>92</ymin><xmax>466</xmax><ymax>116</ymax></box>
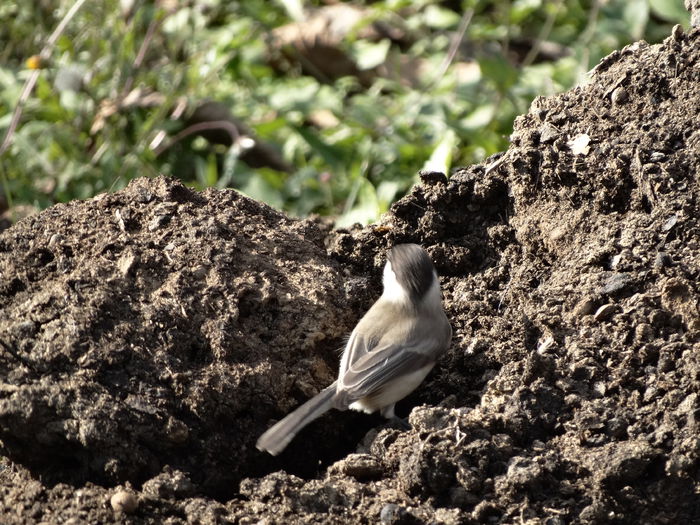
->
<box><xmin>340</xmin><ymin>304</ymin><xmax>432</xmax><ymax>374</ymax></box>
<box><xmin>338</xmin><ymin>335</ymin><xmax>437</xmax><ymax>401</ymax></box>
<box><xmin>340</xmin><ymin>329</ymin><xmax>373</xmax><ymax>368</ymax></box>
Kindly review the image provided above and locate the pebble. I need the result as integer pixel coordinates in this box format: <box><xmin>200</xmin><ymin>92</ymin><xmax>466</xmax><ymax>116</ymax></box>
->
<box><xmin>48</xmin><ymin>234</ymin><xmax>64</xmax><ymax>248</ymax></box>
<box><xmin>593</xmin><ymin>304</ymin><xmax>617</xmax><ymax>322</ymax></box>
<box><xmin>611</xmin><ymin>87</ymin><xmax>628</xmax><ymax>105</ymax></box>
<box><xmin>110</xmin><ymin>490</ymin><xmax>138</xmax><ymax>514</ymax></box>
<box><xmin>606</xmin><ymin>417</ymin><xmax>628</xmax><ymax>439</ymax></box>
<box><xmin>148</xmin><ymin>214</ymin><xmax>170</xmax><ymax>232</ymax></box>
<box><xmin>117</xmin><ymin>252</ymin><xmax>137</xmax><ymax>276</ymax></box>
<box><xmin>600</xmin><ymin>273</ymin><xmax>632</xmax><ymax>294</ymax></box>
<box><xmin>336</xmin><ymin>453</ymin><xmax>384</xmax><ymax>480</ymax></box>
<box><xmin>539</xmin><ymin>123</ymin><xmax>560</xmax><ymax>144</ymax></box>
<box><xmin>380</xmin><ymin>503</ymin><xmax>408</xmax><ymax>524</ymax></box>
<box><xmin>573</xmin><ymin>297</ymin><xmax>598</xmax><ymax>317</ymax></box>
<box><xmin>654</xmin><ymin>252</ymin><xmax>672</xmax><ymax>269</ymax></box>
<box><xmin>662</xmin><ymin>214</ymin><xmax>678</xmax><ymax>232</ymax></box>
<box><xmin>671</xmin><ymin>24</ymin><xmax>684</xmax><ymax>42</ymax></box>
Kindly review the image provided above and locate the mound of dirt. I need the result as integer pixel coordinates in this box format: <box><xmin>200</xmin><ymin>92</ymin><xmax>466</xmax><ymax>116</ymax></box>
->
<box><xmin>1</xmin><ymin>25</ymin><xmax>699</xmax><ymax>525</ymax></box>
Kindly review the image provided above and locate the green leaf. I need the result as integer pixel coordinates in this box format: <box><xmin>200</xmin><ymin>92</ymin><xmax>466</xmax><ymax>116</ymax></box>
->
<box><xmin>294</xmin><ymin>126</ymin><xmax>345</xmax><ymax>168</ymax></box>
<box><xmin>649</xmin><ymin>0</ymin><xmax>690</xmax><ymax>24</ymax></box>
<box><xmin>460</xmin><ymin>104</ymin><xmax>495</xmax><ymax>131</ymax></box>
<box><xmin>349</xmin><ymin>39</ymin><xmax>391</xmax><ymax>71</ymax></box>
<box><xmin>268</xmin><ymin>80</ymin><xmax>320</xmax><ymax>113</ymax></box>
<box><xmin>510</xmin><ymin>0</ymin><xmax>542</xmax><ymax>24</ymax></box>
<box><xmin>376</xmin><ymin>180</ymin><xmax>402</xmax><ymax>210</ymax></box>
<box><xmin>423</xmin><ymin>128</ymin><xmax>458</xmax><ymax>174</ymax></box>
<box><xmin>478</xmin><ymin>56</ymin><xmax>519</xmax><ymax>92</ymax></box>
<box><xmin>423</xmin><ymin>5</ymin><xmax>461</xmax><ymax>29</ymax></box>
<box><xmin>276</xmin><ymin>0</ymin><xmax>304</xmax><ymax>22</ymax></box>
<box><xmin>240</xmin><ymin>174</ymin><xmax>285</xmax><ymax>209</ymax></box>
<box><xmin>623</xmin><ymin>0</ymin><xmax>650</xmax><ymax>39</ymax></box>
<box><xmin>205</xmin><ymin>153</ymin><xmax>219</xmax><ymax>187</ymax></box>
<box><xmin>336</xmin><ymin>177</ymin><xmax>379</xmax><ymax>227</ymax></box>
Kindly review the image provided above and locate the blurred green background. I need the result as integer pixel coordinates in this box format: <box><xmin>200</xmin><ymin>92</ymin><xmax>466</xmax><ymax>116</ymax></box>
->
<box><xmin>0</xmin><ymin>0</ymin><xmax>690</xmax><ymax>226</ymax></box>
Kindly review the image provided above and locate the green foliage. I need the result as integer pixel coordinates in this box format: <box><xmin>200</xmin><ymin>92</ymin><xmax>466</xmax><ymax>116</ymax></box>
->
<box><xmin>0</xmin><ymin>0</ymin><xmax>689</xmax><ymax>224</ymax></box>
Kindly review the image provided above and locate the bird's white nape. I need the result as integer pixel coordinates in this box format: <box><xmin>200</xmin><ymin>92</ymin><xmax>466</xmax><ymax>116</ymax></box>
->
<box><xmin>382</xmin><ymin>261</ymin><xmax>410</xmax><ymax>304</ymax></box>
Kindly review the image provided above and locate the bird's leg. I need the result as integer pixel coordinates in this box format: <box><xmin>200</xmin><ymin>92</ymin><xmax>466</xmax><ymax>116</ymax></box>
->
<box><xmin>380</xmin><ymin>404</ymin><xmax>396</xmax><ymax>419</ymax></box>
<box><xmin>380</xmin><ymin>404</ymin><xmax>411</xmax><ymax>430</ymax></box>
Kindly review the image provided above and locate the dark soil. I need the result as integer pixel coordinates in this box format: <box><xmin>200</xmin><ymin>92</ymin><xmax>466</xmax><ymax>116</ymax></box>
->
<box><xmin>1</xmin><ymin>26</ymin><xmax>699</xmax><ymax>525</ymax></box>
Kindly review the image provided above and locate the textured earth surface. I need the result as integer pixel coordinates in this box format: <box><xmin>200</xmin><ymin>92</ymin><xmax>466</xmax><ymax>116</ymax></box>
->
<box><xmin>1</xmin><ymin>26</ymin><xmax>699</xmax><ymax>525</ymax></box>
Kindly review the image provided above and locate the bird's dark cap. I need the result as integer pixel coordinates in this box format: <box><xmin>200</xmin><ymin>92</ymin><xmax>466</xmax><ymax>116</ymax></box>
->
<box><xmin>387</xmin><ymin>244</ymin><xmax>436</xmax><ymax>299</ymax></box>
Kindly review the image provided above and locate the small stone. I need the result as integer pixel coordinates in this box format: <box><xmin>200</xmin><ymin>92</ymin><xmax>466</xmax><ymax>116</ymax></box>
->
<box><xmin>600</xmin><ymin>273</ymin><xmax>632</xmax><ymax>294</ymax></box>
<box><xmin>662</xmin><ymin>214</ymin><xmax>678</xmax><ymax>232</ymax></box>
<box><xmin>536</xmin><ymin>336</ymin><xmax>555</xmax><ymax>354</ymax></box>
<box><xmin>48</xmin><ymin>234</ymin><xmax>64</xmax><ymax>248</ymax></box>
<box><xmin>671</xmin><ymin>24</ymin><xmax>684</xmax><ymax>41</ymax></box>
<box><xmin>568</xmin><ymin>133</ymin><xmax>591</xmax><ymax>155</ymax></box>
<box><xmin>606</xmin><ymin>417</ymin><xmax>628</xmax><ymax>439</ymax></box>
<box><xmin>332</xmin><ymin>453</ymin><xmax>383</xmax><ymax>480</ymax></box>
<box><xmin>148</xmin><ymin>214</ymin><xmax>170</xmax><ymax>231</ymax></box>
<box><xmin>117</xmin><ymin>252</ymin><xmax>137</xmax><ymax>276</ymax></box>
<box><xmin>380</xmin><ymin>503</ymin><xmax>408</xmax><ymax>524</ymax></box>
<box><xmin>549</xmin><ymin>225</ymin><xmax>567</xmax><ymax>242</ymax></box>
<box><xmin>579</xmin><ymin>504</ymin><xmax>599</xmax><ymax>522</ymax></box>
<box><xmin>114</xmin><ymin>209</ymin><xmax>126</xmax><ymax>232</ymax></box>
<box><xmin>110</xmin><ymin>490</ymin><xmax>138</xmax><ymax>514</ymax></box>
<box><xmin>611</xmin><ymin>87</ymin><xmax>628</xmax><ymax>104</ymax></box>
<box><xmin>654</xmin><ymin>252</ymin><xmax>672</xmax><ymax>269</ymax></box>
<box><xmin>539</xmin><ymin>123</ymin><xmax>560</xmax><ymax>144</ymax></box>
<box><xmin>593</xmin><ymin>304</ymin><xmax>617</xmax><ymax>322</ymax></box>
<box><xmin>573</xmin><ymin>297</ymin><xmax>598</xmax><ymax>317</ymax></box>
<box><xmin>592</xmin><ymin>381</ymin><xmax>606</xmax><ymax>397</ymax></box>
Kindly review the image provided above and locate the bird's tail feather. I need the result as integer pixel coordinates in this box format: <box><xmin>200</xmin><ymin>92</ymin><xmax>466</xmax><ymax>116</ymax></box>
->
<box><xmin>256</xmin><ymin>382</ymin><xmax>337</xmax><ymax>455</ymax></box>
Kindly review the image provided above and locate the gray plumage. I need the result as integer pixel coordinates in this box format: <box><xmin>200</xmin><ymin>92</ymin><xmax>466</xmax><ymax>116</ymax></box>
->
<box><xmin>256</xmin><ymin>244</ymin><xmax>451</xmax><ymax>456</ymax></box>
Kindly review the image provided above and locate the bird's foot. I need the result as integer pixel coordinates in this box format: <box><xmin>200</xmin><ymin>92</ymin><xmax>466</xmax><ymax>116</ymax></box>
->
<box><xmin>386</xmin><ymin>416</ymin><xmax>411</xmax><ymax>431</ymax></box>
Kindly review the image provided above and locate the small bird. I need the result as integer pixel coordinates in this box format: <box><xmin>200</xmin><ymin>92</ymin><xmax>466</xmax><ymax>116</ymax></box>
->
<box><xmin>256</xmin><ymin>243</ymin><xmax>452</xmax><ymax>455</ymax></box>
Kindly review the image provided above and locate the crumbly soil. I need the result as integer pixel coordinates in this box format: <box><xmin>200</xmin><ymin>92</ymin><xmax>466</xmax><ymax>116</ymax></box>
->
<box><xmin>1</xmin><ymin>27</ymin><xmax>699</xmax><ymax>525</ymax></box>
